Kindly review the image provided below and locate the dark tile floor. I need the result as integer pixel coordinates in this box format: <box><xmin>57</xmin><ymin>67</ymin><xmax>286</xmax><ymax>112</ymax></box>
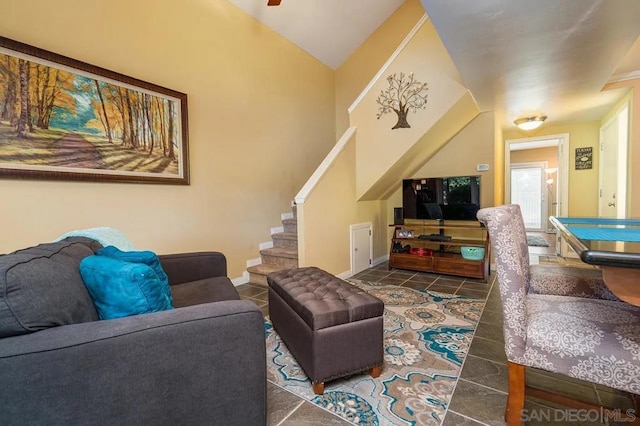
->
<box><xmin>237</xmin><ymin>257</ymin><xmax>636</xmax><ymax>425</ymax></box>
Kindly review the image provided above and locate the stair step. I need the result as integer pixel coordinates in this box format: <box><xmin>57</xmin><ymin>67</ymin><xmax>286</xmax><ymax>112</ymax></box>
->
<box><xmin>260</xmin><ymin>247</ymin><xmax>298</xmax><ymax>259</ymax></box>
<box><xmin>261</xmin><ymin>257</ymin><xmax>298</xmax><ymax>269</ymax></box>
<box><xmin>247</xmin><ymin>264</ymin><xmax>286</xmax><ymax>286</ymax></box>
<box><xmin>272</xmin><ymin>231</ymin><xmax>297</xmax><ymax>241</ymax></box>
<box><xmin>282</xmin><ymin>218</ymin><xmax>297</xmax><ymax>234</ymax></box>
<box><xmin>272</xmin><ymin>232</ymin><xmax>298</xmax><ymax>249</ymax></box>
<box><xmin>245</xmin><ymin>204</ymin><xmax>298</xmax><ymax>286</ymax></box>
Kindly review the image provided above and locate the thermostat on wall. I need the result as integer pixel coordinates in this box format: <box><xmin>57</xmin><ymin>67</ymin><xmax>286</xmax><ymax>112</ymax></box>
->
<box><xmin>476</xmin><ymin>164</ymin><xmax>490</xmax><ymax>172</ymax></box>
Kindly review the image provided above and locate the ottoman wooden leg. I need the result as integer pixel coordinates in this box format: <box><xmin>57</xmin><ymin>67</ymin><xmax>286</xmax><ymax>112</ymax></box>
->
<box><xmin>312</xmin><ymin>381</ymin><xmax>324</xmax><ymax>395</ymax></box>
<box><xmin>370</xmin><ymin>365</ymin><xmax>382</xmax><ymax>378</ymax></box>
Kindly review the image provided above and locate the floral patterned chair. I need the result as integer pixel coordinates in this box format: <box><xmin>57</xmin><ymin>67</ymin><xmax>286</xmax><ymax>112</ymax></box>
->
<box><xmin>477</xmin><ymin>204</ymin><xmax>640</xmax><ymax>425</ymax></box>
<box><xmin>496</xmin><ymin>203</ymin><xmax>618</xmax><ymax>300</ymax></box>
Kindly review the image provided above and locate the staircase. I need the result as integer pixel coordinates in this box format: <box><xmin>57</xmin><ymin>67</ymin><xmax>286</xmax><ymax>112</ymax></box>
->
<box><xmin>246</xmin><ymin>205</ymin><xmax>298</xmax><ymax>286</ymax></box>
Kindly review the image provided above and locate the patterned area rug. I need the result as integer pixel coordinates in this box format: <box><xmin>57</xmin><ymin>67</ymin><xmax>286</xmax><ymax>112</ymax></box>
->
<box><xmin>526</xmin><ymin>234</ymin><xmax>549</xmax><ymax>247</ymax></box>
<box><xmin>265</xmin><ymin>278</ymin><xmax>486</xmax><ymax>425</ymax></box>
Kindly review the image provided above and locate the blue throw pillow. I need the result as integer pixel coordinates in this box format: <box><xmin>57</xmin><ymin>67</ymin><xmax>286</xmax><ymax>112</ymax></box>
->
<box><xmin>97</xmin><ymin>246</ymin><xmax>172</xmax><ymax>305</ymax></box>
<box><xmin>79</xmin><ymin>256</ymin><xmax>173</xmax><ymax>320</ymax></box>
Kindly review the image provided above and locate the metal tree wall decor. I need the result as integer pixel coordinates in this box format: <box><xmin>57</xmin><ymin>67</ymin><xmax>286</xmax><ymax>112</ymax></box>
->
<box><xmin>376</xmin><ymin>72</ymin><xmax>428</xmax><ymax>130</ymax></box>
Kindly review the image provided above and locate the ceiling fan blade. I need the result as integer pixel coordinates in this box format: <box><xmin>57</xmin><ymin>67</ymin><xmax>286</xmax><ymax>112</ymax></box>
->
<box><xmin>267</xmin><ymin>0</ymin><xmax>282</xmax><ymax>5</ymax></box>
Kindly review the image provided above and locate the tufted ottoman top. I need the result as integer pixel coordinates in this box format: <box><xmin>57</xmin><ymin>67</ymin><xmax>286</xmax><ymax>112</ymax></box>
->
<box><xmin>267</xmin><ymin>267</ymin><xmax>384</xmax><ymax>331</ymax></box>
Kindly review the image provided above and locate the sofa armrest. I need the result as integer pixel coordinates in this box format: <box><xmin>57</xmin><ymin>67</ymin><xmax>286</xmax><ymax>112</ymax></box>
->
<box><xmin>0</xmin><ymin>300</ymin><xmax>266</xmax><ymax>426</ymax></box>
<box><xmin>159</xmin><ymin>251</ymin><xmax>228</xmax><ymax>285</ymax></box>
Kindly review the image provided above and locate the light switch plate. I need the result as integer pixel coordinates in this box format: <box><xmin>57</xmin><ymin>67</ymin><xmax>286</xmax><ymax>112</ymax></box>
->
<box><xmin>476</xmin><ymin>164</ymin><xmax>490</xmax><ymax>172</ymax></box>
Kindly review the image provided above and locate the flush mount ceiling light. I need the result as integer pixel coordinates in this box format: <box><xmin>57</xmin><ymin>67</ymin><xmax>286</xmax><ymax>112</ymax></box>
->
<box><xmin>514</xmin><ymin>115</ymin><xmax>547</xmax><ymax>131</ymax></box>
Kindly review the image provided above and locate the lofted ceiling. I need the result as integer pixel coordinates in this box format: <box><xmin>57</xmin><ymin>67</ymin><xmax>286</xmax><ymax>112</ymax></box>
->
<box><xmin>226</xmin><ymin>0</ymin><xmax>404</xmax><ymax>69</ymax></box>
<box><xmin>228</xmin><ymin>0</ymin><xmax>640</xmax><ymax>130</ymax></box>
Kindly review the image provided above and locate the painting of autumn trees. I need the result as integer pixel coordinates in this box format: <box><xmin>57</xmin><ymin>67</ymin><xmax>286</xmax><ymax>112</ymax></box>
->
<box><xmin>0</xmin><ymin>37</ymin><xmax>189</xmax><ymax>184</ymax></box>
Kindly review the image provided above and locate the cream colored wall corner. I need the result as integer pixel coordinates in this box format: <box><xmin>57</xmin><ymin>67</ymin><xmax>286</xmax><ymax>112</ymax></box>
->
<box><xmin>349</xmin><ymin>17</ymin><xmax>469</xmax><ymax>200</ymax></box>
<box><xmin>385</xmin><ymin>112</ymin><xmax>496</xmax><ymax>249</ymax></box>
<box><xmin>334</xmin><ymin>0</ymin><xmax>426</xmax><ymax>141</ymax></box>
<box><xmin>296</xmin><ymin>138</ymin><xmax>386</xmax><ymax>274</ymax></box>
<box><xmin>493</xmin><ymin>113</ymin><xmax>506</xmax><ymax>205</ymax></box>
<box><xmin>0</xmin><ymin>0</ymin><xmax>335</xmax><ymax>279</ymax></box>
<box><xmin>503</xmin><ymin>122</ymin><xmax>601</xmax><ymax>217</ymax></box>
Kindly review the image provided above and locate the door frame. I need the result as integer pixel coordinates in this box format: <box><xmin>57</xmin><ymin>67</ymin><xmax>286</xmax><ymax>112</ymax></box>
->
<box><xmin>505</xmin><ymin>133</ymin><xmax>570</xmax><ymax>256</ymax></box>
<box><xmin>350</xmin><ymin>222</ymin><xmax>373</xmax><ymax>276</ymax></box>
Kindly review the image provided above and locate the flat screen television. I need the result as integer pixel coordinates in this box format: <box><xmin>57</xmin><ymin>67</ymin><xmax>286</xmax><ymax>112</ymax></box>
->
<box><xmin>402</xmin><ymin>175</ymin><xmax>481</xmax><ymax>221</ymax></box>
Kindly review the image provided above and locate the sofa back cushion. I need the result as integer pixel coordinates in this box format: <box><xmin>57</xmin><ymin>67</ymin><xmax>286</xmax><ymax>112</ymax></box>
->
<box><xmin>0</xmin><ymin>238</ymin><xmax>101</xmax><ymax>338</ymax></box>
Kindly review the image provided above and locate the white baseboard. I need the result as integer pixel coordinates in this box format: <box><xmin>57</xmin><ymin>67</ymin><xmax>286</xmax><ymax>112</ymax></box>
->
<box><xmin>336</xmin><ymin>270</ymin><xmax>353</xmax><ymax>279</ymax></box>
<box><xmin>281</xmin><ymin>212</ymin><xmax>294</xmax><ymax>220</ymax></box>
<box><xmin>259</xmin><ymin>241</ymin><xmax>273</xmax><ymax>250</ymax></box>
<box><xmin>231</xmin><ymin>273</ymin><xmax>249</xmax><ymax>286</ymax></box>
<box><xmin>246</xmin><ymin>257</ymin><xmax>262</xmax><ymax>267</ymax></box>
<box><xmin>271</xmin><ymin>226</ymin><xmax>284</xmax><ymax>235</ymax></box>
<box><xmin>373</xmin><ymin>254</ymin><xmax>389</xmax><ymax>266</ymax></box>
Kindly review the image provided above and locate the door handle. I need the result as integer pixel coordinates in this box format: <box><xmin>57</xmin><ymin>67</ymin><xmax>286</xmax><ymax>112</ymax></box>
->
<box><xmin>608</xmin><ymin>202</ymin><xmax>616</xmax><ymax>207</ymax></box>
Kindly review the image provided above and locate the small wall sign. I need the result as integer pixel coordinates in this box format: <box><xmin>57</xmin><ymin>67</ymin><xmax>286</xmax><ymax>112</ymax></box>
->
<box><xmin>575</xmin><ymin>147</ymin><xmax>593</xmax><ymax>170</ymax></box>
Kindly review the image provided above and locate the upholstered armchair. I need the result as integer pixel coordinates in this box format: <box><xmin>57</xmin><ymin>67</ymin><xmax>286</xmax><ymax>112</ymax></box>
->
<box><xmin>477</xmin><ymin>204</ymin><xmax>640</xmax><ymax>425</ymax></box>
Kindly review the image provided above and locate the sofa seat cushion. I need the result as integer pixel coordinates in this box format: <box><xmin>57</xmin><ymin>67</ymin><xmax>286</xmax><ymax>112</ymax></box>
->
<box><xmin>79</xmin><ymin>256</ymin><xmax>174</xmax><ymax>320</ymax></box>
<box><xmin>171</xmin><ymin>277</ymin><xmax>240</xmax><ymax>308</ymax></box>
<box><xmin>0</xmin><ymin>238</ymin><xmax>101</xmax><ymax>338</ymax></box>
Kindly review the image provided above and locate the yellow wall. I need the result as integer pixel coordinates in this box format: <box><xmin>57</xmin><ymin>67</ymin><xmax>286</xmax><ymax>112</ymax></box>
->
<box><xmin>504</xmin><ymin>122</ymin><xmax>601</xmax><ymax>217</ymax></box>
<box><xmin>350</xmin><ymin>17</ymin><xmax>467</xmax><ymax>199</ymax></box>
<box><xmin>0</xmin><ymin>0</ymin><xmax>336</xmax><ymax>279</ymax></box>
<box><xmin>297</xmin><ymin>138</ymin><xmax>386</xmax><ymax>274</ymax></box>
<box><xmin>412</xmin><ymin>112</ymin><xmax>495</xmax><ymax>207</ymax></box>
<box><xmin>386</xmin><ymin>112</ymin><xmax>495</xmax><ymax>244</ymax></box>
<box><xmin>334</xmin><ymin>0</ymin><xmax>425</xmax><ymax>140</ymax></box>
<box><xmin>510</xmin><ymin>147</ymin><xmax>558</xmax><ymax>168</ymax></box>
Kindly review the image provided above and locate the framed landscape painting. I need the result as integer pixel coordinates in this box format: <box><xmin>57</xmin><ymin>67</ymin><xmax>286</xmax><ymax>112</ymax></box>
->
<box><xmin>0</xmin><ymin>36</ymin><xmax>189</xmax><ymax>184</ymax></box>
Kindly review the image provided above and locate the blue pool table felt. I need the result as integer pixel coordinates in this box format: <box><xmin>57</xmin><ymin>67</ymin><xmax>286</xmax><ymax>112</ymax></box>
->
<box><xmin>558</xmin><ymin>217</ymin><xmax>640</xmax><ymax>225</ymax></box>
<box><xmin>568</xmin><ymin>226</ymin><xmax>640</xmax><ymax>242</ymax></box>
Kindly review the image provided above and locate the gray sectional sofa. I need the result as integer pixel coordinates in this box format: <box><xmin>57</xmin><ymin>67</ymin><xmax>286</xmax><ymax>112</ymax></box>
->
<box><xmin>0</xmin><ymin>237</ymin><xmax>266</xmax><ymax>426</ymax></box>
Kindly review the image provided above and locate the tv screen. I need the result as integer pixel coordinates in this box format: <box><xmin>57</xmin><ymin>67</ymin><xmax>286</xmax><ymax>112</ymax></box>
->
<box><xmin>402</xmin><ymin>176</ymin><xmax>481</xmax><ymax>221</ymax></box>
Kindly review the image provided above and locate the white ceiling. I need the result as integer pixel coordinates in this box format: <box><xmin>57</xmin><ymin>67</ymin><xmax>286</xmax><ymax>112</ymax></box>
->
<box><xmin>227</xmin><ymin>0</ymin><xmax>640</xmax><ymax>130</ymax></box>
<box><xmin>226</xmin><ymin>0</ymin><xmax>404</xmax><ymax>69</ymax></box>
<box><xmin>421</xmin><ymin>0</ymin><xmax>640</xmax><ymax>129</ymax></box>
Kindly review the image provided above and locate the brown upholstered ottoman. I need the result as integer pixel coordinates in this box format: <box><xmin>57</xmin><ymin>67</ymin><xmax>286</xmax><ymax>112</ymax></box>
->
<box><xmin>267</xmin><ymin>267</ymin><xmax>384</xmax><ymax>394</ymax></box>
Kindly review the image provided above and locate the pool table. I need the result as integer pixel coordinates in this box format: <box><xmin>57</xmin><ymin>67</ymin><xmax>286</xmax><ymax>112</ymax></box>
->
<box><xmin>550</xmin><ymin>216</ymin><xmax>640</xmax><ymax>306</ymax></box>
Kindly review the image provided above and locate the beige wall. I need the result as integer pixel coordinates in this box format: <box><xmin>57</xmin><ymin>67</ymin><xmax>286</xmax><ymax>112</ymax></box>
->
<box><xmin>350</xmin><ymin>17</ymin><xmax>467</xmax><ymax>199</ymax></box>
<box><xmin>334</xmin><ymin>0</ymin><xmax>425</xmax><ymax>140</ymax></box>
<box><xmin>297</xmin><ymin>139</ymin><xmax>387</xmax><ymax>274</ymax></box>
<box><xmin>412</xmin><ymin>112</ymin><xmax>495</xmax><ymax>207</ymax></box>
<box><xmin>504</xmin><ymin>122</ymin><xmax>601</xmax><ymax>217</ymax></box>
<box><xmin>510</xmin><ymin>147</ymin><xmax>558</xmax><ymax>168</ymax></box>
<box><xmin>386</xmin><ymin>112</ymin><xmax>495</xmax><ymax>244</ymax></box>
<box><xmin>0</xmin><ymin>0</ymin><xmax>336</xmax><ymax>279</ymax></box>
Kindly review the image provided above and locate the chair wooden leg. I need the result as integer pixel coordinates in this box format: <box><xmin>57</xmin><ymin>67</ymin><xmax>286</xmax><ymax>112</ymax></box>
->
<box><xmin>370</xmin><ymin>365</ymin><xmax>382</xmax><ymax>378</ymax></box>
<box><xmin>312</xmin><ymin>381</ymin><xmax>324</xmax><ymax>395</ymax></box>
<box><xmin>505</xmin><ymin>362</ymin><xmax>525</xmax><ymax>426</ymax></box>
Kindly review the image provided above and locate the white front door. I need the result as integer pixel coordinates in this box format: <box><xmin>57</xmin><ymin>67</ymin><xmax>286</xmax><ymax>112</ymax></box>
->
<box><xmin>350</xmin><ymin>223</ymin><xmax>372</xmax><ymax>275</ymax></box>
<box><xmin>510</xmin><ymin>163</ymin><xmax>546</xmax><ymax>231</ymax></box>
